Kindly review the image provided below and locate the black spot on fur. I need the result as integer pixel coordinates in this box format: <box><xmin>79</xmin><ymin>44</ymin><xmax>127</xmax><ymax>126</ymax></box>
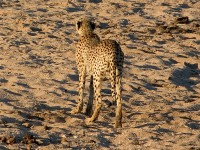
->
<box><xmin>77</xmin><ymin>21</ymin><xmax>82</xmax><ymax>30</ymax></box>
<box><xmin>90</xmin><ymin>22</ymin><xmax>96</xmax><ymax>30</ymax></box>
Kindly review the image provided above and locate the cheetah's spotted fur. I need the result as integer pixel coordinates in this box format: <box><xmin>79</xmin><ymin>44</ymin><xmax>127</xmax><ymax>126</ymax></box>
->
<box><xmin>71</xmin><ymin>18</ymin><xmax>124</xmax><ymax>128</ymax></box>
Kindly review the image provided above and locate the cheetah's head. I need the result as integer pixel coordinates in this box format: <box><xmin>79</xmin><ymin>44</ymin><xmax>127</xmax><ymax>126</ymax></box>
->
<box><xmin>76</xmin><ymin>18</ymin><xmax>96</xmax><ymax>36</ymax></box>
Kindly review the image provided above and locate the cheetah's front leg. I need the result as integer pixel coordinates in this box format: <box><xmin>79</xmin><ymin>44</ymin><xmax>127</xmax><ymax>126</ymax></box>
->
<box><xmin>71</xmin><ymin>67</ymin><xmax>86</xmax><ymax>114</ymax></box>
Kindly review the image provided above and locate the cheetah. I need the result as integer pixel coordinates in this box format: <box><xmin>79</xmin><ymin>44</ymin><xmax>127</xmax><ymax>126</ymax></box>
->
<box><xmin>71</xmin><ymin>18</ymin><xmax>124</xmax><ymax>128</ymax></box>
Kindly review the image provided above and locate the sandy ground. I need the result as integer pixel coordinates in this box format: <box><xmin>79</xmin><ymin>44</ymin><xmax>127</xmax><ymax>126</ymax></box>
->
<box><xmin>0</xmin><ymin>0</ymin><xmax>200</xmax><ymax>149</ymax></box>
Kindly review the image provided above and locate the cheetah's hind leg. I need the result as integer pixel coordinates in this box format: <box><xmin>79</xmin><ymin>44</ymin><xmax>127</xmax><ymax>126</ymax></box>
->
<box><xmin>114</xmin><ymin>69</ymin><xmax>122</xmax><ymax>128</ymax></box>
<box><xmin>85</xmin><ymin>75</ymin><xmax>102</xmax><ymax>123</ymax></box>
<box><xmin>85</xmin><ymin>75</ymin><xmax>94</xmax><ymax>116</ymax></box>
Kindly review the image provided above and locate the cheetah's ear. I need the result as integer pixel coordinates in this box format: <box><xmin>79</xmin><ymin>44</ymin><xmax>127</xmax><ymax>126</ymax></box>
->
<box><xmin>90</xmin><ymin>22</ymin><xmax>96</xmax><ymax>30</ymax></box>
<box><xmin>76</xmin><ymin>21</ymin><xmax>82</xmax><ymax>30</ymax></box>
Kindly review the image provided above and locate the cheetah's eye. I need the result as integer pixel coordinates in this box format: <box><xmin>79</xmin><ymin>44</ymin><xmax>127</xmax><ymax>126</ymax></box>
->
<box><xmin>77</xmin><ymin>21</ymin><xmax>82</xmax><ymax>30</ymax></box>
<box><xmin>90</xmin><ymin>22</ymin><xmax>95</xmax><ymax>30</ymax></box>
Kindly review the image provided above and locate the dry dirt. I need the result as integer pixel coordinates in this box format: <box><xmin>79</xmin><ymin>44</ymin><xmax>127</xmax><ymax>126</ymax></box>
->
<box><xmin>0</xmin><ymin>0</ymin><xmax>200</xmax><ymax>150</ymax></box>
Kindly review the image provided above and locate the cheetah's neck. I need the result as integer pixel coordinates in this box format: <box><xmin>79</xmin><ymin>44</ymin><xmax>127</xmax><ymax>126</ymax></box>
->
<box><xmin>80</xmin><ymin>33</ymin><xmax>100</xmax><ymax>45</ymax></box>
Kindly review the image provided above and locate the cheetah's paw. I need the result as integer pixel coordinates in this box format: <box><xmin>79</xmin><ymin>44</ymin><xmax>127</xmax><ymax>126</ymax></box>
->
<box><xmin>84</xmin><ymin>117</ymin><xmax>94</xmax><ymax>125</ymax></box>
<box><xmin>70</xmin><ymin>108</ymin><xmax>80</xmax><ymax>114</ymax></box>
